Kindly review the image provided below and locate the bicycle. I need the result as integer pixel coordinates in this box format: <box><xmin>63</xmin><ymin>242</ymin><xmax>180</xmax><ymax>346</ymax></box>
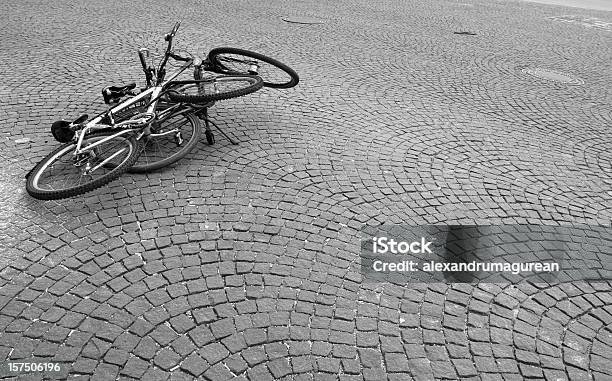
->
<box><xmin>25</xmin><ymin>22</ymin><xmax>299</xmax><ymax>200</ymax></box>
<box><xmin>166</xmin><ymin>28</ymin><xmax>300</xmax><ymax>145</ymax></box>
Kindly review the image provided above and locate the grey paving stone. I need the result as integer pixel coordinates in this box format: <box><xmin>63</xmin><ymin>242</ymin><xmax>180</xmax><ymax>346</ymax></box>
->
<box><xmin>2</xmin><ymin>0</ymin><xmax>612</xmax><ymax>380</ymax></box>
<box><xmin>120</xmin><ymin>357</ymin><xmax>150</xmax><ymax>378</ymax></box>
<box><xmin>180</xmin><ymin>353</ymin><xmax>209</xmax><ymax>377</ymax></box>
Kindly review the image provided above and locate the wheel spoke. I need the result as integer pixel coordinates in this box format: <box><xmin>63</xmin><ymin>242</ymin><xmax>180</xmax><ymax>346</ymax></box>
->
<box><xmin>127</xmin><ymin>111</ymin><xmax>200</xmax><ymax>173</ymax></box>
<box><xmin>27</xmin><ymin>132</ymin><xmax>138</xmax><ymax>200</ymax></box>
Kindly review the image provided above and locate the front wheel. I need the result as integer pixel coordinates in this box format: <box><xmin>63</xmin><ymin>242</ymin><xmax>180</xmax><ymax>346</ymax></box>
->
<box><xmin>207</xmin><ymin>47</ymin><xmax>299</xmax><ymax>89</ymax></box>
<box><xmin>26</xmin><ymin>131</ymin><xmax>141</xmax><ymax>200</ymax></box>
<box><xmin>166</xmin><ymin>75</ymin><xmax>263</xmax><ymax>104</ymax></box>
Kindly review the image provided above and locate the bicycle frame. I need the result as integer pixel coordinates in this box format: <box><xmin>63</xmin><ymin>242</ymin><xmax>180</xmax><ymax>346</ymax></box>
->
<box><xmin>73</xmin><ymin>22</ymin><xmax>192</xmax><ymax>157</ymax></box>
<box><xmin>72</xmin><ymin>63</ymin><xmax>191</xmax><ymax>156</ymax></box>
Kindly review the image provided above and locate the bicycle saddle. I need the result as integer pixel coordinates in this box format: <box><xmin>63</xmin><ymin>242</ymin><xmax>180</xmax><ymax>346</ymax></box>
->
<box><xmin>102</xmin><ymin>82</ymin><xmax>137</xmax><ymax>104</ymax></box>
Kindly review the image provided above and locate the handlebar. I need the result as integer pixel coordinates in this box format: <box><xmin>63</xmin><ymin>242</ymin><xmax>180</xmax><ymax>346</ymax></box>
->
<box><xmin>139</xmin><ymin>22</ymin><xmax>189</xmax><ymax>86</ymax></box>
<box><xmin>164</xmin><ymin>21</ymin><xmax>180</xmax><ymax>42</ymax></box>
<box><xmin>156</xmin><ymin>22</ymin><xmax>183</xmax><ymax>85</ymax></box>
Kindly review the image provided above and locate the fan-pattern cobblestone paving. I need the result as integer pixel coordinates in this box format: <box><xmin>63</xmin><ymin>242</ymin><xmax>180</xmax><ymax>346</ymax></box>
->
<box><xmin>1</xmin><ymin>0</ymin><xmax>611</xmax><ymax>380</ymax></box>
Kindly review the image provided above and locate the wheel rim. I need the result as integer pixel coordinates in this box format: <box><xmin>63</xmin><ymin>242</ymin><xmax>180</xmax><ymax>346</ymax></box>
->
<box><xmin>31</xmin><ymin>135</ymin><xmax>134</xmax><ymax>193</ymax></box>
<box><xmin>215</xmin><ymin>54</ymin><xmax>295</xmax><ymax>87</ymax></box>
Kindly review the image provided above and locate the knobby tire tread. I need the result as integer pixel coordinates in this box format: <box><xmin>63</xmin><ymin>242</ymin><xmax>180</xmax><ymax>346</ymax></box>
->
<box><xmin>207</xmin><ymin>47</ymin><xmax>299</xmax><ymax>88</ymax></box>
<box><xmin>26</xmin><ymin>132</ymin><xmax>141</xmax><ymax>200</ymax></box>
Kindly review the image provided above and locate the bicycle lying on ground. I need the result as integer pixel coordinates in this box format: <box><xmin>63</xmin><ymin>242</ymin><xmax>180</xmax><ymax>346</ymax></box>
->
<box><xmin>25</xmin><ymin>22</ymin><xmax>299</xmax><ymax>200</ymax></box>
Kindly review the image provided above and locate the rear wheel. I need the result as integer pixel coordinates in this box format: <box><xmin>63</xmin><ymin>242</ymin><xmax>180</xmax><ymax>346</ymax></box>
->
<box><xmin>26</xmin><ymin>131</ymin><xmax>140</xmax><ymax>200</ymax></box>
<box><xmin>166</xmin><ymin>75</ymin><xmax>263</xmax><ymax>103</ymax></box>
<box><xmin>207</xmin><ymin>47</ymin><xmax>299</xmax><ymax>89</ymax></box>
<box><xmin>112</xmin><ymin>106</ymin><xmax>202</xmax><ymax>173</ymax></box>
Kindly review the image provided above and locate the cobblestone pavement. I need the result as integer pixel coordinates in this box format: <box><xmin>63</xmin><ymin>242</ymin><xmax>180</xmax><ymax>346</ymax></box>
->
<box><xmin>1</xmin><ymin>0</ymin><xmax>611</xmax><ymax>380</ymax></box>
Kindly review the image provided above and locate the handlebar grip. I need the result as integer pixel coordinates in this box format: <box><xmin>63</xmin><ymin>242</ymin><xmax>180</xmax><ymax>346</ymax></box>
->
<box><xmin>138</xmin><ymin>51</ymin><xmax>148</xmax><ymax>69</ymax></box>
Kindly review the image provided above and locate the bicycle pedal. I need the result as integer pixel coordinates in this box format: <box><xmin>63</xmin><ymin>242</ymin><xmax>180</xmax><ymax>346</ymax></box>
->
<box><xmin>174</xmin><ymin>132</ymin><xmax>183</xmax><ymax>146</ymax></box>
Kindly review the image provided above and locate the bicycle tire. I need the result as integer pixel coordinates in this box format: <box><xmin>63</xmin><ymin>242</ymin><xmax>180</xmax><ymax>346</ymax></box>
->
<box><xmin>112</xmin><ymin>106</ymin><xmax>202</xmax><ymax>173</ymax></box>
<box><xmin>166</xmin><ymin>74</ymin><xmax>263</xmax><ymax>103</ymax></box>
<box><xmin>26</xmin><ymin>131</ymin><xmax>141</xmax><ymax>200</ymax></box>
<box><xmin>207</xmin><ymin>47</ymin><xmax>299</xmax><ymax>89</ymax></box>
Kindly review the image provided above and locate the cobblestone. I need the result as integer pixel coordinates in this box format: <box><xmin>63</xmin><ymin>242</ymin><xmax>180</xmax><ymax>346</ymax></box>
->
<box><xmin>1</xmin><ymin>0</ymin><xmax>612</xmax><ymax>379</ymax></box>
